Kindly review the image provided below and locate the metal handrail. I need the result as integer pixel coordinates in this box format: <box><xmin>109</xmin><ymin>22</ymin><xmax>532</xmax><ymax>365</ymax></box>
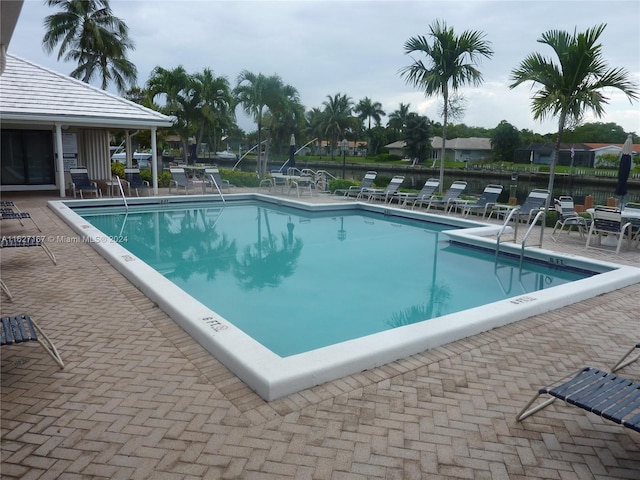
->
<box><xmin>495</xmin><ymin>206</ymin><xmax>519</xmax><ymax>260</ymax></box>
<box><xmin>206</xmin><ymin>174</ymin><xmax>226</xmax><ymax>204</ymax></box>
<box><xmin>114</xmin><ymin>175</ymin><xmax>128</xmax><ymax>212</ymax></box>
<box><xmin>519</xmin><ymin>210</ymin><xmax>546</xmax><ymax>269</ymax></box>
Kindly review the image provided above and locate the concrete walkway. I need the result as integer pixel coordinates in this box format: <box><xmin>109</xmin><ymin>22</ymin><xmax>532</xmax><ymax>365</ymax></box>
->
<box><xmin>1</xmin><ymin>190</ymin><xmax>639</xmax><ymax>479</ymax></box>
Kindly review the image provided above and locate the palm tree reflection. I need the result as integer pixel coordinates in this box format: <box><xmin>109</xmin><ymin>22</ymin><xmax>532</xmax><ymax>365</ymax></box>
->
<box><xmin>160</xmin><ymin>208</ymin><xmax>237</xmax><ymax>282</ymax></box>
<box><xmin>387</xmin><ymin>282</ymin><xmax>451</xmax><ymax>328</ymax></box>
<box><xmin>233</xmin><ymin>208</ymin><xmax>303</xmax><ymax>290</ymax></box>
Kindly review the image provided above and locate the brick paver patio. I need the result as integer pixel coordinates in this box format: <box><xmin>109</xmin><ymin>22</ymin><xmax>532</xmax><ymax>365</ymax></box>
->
<box><xmin>1</xmin><ymin>190</ymin><xmax>639</xmax><ymax>479</ymax></box>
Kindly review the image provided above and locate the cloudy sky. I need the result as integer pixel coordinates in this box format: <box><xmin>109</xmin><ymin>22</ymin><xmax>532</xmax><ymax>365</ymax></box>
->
<box><xmin>9</xmin><ymin>0</ymin><xmax>640</xmax><ymax>135</ymax></box>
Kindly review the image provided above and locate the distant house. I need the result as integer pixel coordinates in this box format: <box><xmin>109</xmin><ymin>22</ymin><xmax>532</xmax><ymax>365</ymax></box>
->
<box><xmin>585</xmin><ymin>143</ymin><xmax>640</xmax><ymax>167</ymax></box>
<box><xmin>515</xmin><ymin>142</ymin><xmax>640</xmax><ymax>168</ymax></box>
<box><xmin>385</xmin><ymin>136</ymin><xmax>492</xmax><ymax>162</ymax></box>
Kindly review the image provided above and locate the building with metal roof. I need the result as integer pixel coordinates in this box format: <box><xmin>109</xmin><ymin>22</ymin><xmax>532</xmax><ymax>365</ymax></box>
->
<box><xmin>1</xmin><ymin>53</ymin><xmax>173</xmax><ymax>196</ymax></box>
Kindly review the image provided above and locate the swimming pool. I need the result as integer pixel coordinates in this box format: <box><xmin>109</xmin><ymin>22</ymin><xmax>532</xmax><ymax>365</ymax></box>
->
<box><xmin>50</xmin><ymin>194</ymin><xmax>640</xmax><ymax>400</ymax></box>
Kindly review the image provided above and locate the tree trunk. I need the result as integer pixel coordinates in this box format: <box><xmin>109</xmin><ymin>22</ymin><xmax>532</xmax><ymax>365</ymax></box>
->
<box><xmin>437</xmin><ymin>98</ymin><xmax>449</xmax><ymax>194</ymax></box>
<box><xmin>547</xmin><ymin>111</ymin><xmax>566</xmax><ymax>210</ymax></box>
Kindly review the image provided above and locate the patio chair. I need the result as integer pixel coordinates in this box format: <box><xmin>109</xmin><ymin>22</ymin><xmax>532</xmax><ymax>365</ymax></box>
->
<box><xmin>1</xmin><ymin>280</ymin><xmax>13</xmax><ymax>300</ymax></box>
<box><xmin>623</xmin><ymin>202</ymin><xmax>640</xmax><ymax>247</ymax></box>
<box><xmin>124</xmin><ymin>168</ymin><xmax>152</xmax><ymax>196</ymax></box>
<box><xmin>70</xmin><ymin>167</ymin><xmax>102</xmax><ymax>198</ymax></box>
<box><xmin>267</xmin><ymin>170</ymin><xmax>290</xmax><ymax>193</ymax></box>
<box><xmin>422</xmin><ymin>181</ymin><xmax>467</xmax><ymax>212</ymax></box>
<box><xmin>1</xmin><ymin>207</ymin><xmax>42</xmax><ymax>232</ymax></box>
<box><xmin>360</xmin><ymin>175</ymin><xmax>405</xmax><ymax>203</ymax></box>
<box><xmin>169</xmin><ymin>167</ymin><xmax>201</xmax><ymax>194</ymax></box>
<box><xmin>516</xmin><ymin>366</ymin><xmax>640</xmax><ymax>433</ymax></box>
<box><xmin>612</xmin><ymin>343</ymin><xmax>640</xmax><ymax>373</ymax></box>
<box><xmin>335</xmin><ymin>171</ymin><xmax>377</xmax><ymax>198</ymax></box>
<box><xmin>490</xmin><ymin>189</ymin><xmax>550</xmax><ymax>223</ymax></box>
<box><xmin>551</xmin><ymin>196</ymin><xmax>591</xmax><ymax>241</ymax></box>
<box><xmin>1</xmin><ymin>235</ymin><xmax>56</xmax><ymax>265</ymax></box>
<box><xmin>204</xmin><ymin>167</ymin><xmax>234</xmax><ymax>193</ymax></box>
<box><xmin>394</xmin><ymin>178</ymin><xmax>439</xmax><ymax>208</ymax></box>
<box><xmin>1</xmin><ymin>314</ymin><xmax>64</xmax><ymax>369</ymax></box>
<box><xmin>457</xmin><ymin>184</ymin><xmax>504</xmax><ymax>218</ymax></box>
<box><xmin>585</xmin><ymin>206</ymin><xmax>632</xmax><ymax>255</ymax></box>
<box><xmin>290</xmin><ymin>174</ymin><xmax>315</xmax><ymax>197</ymax></box>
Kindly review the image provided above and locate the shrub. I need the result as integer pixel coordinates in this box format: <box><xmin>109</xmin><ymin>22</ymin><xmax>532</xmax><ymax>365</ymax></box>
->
<box><xmin>328</xmin><ymin>179</ymin><xmax>357</xmax><ymax>192</ymax></box>
<box><xmin>138</xmin><ymin>169</ymin><xmax>172</xmax><ymax>187</ymax></box>
<box><xmin>220</xmin><ymin>168</ymin><xmax>260</xmax><ymax>187</ymax></box>
<box><xmin>373</xmin><ymin>153</ymin><xmax>402</xmax><ymax>162</ymax></box>
<box><xmin>110</xmin><ymin>162</ymin><xmax>125</xmax><ymax>178</ymax></box>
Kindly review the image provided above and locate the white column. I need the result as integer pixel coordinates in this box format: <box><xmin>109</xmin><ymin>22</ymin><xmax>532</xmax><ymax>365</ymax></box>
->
<box><xmin>150</xmin><ymin>126</ymin><xmax>158</xmax><ymax>195</ymax></box>
<box><xmin>54</xmin><ymin>123</ymin><xmax>66</xmax><ymax>197</ymax></box>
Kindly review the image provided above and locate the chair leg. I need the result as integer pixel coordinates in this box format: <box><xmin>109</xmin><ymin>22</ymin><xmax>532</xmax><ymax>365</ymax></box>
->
<box><xmin>612</xmin><ymin>344</ymin><xmax>640</xmax><ymax>372</ymax></box>
<box><xmin>28</xmin><ymin>316</ymin><xmax>65</xmax><ymax>369</ymax></box>
<box><xmin>515</xmin><ymin>391</ymin><xmax>557</xmax><ymax>422</ymax></box>
<box><xmin>0</xmin><ymin>280</ymin><xmax>13</xmax><ymax>300</ymax></box>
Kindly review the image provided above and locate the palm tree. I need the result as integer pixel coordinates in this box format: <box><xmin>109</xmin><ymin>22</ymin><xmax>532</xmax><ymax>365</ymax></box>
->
<box><xmin>354</xmin><ymin>97</ymin><xmax>385</xmax><ymax>130</ymax></box>
<box><xmin>234</xmin><ymin>72</ymin><xmax>298</xmax><ymax>178</ymax></box>
<box><xmin>354</xmin><ymin>97</ymin><xmax>385</xmax><ymax>155</ymax></box>
<box><xmin>400</xmin><ymin>20</ymin><xmax>493</xmax><ymax>193</ymax></box>
<box><xmin>191</xmin><ymin>68</ymin><xmax>234</xmax><ymax>154</ymax></box>
<box><xmin>510</xmin><ymin>24</ymin><xmax>639</xmax><ymax>206</ymax></box>
<box><xmin>321</xmin><ymin>93</ymin><xmax>354</xmax><ymax>161</ymax></box>
<box><xmin>42</xmin><ymin>0</ymin><xmax>137</xmax><ymax>93</ymax></box>
<box><xmin>387</xmin><ymin>103</ymin><xmax>411</xmax><ymax>132</ymax></box>
<box><xmin>147</xmin><ymin>66</ymin><xmax>192</xmax><ymax>162</ymax></box>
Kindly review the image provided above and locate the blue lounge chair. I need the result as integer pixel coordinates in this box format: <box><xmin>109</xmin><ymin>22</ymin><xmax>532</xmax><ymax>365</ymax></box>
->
<box><xmin>335</xmin><ymin>171</ymin><xmax>377</xmax><ymax>198</ymax></box>
<box><xmin>124</xmin><ymin>168</ymin><xmax>152</xmax><ymax>196</ymax></box>
<box><xmin>613</xmin><ymin>343</ymin><xmax>640</xmax><ymax>373</ymax></box>
<box><xmin>1</xmin><ymin>208</ymin><xmax>41</xmax><ymax>232</ymax></box>
<box><xmin>1</xmin><ymin>314</ymin><xmax>64</xmax><ymax>368</ymax></box>
<box><xmin>490</xmin><ymin>189</ymin><xmax>550</xmax><ymax>223</ymax></box>
<box><xmin>169</xmin><ymin>167</ymin><xmax>202</xmax><ymax>194</ymax></box>
<box><xmin>422</xmin><ymin>181</ymin><xmax>467</xmax><ymax>212</ymax></box>
<box><xmin>360</xmin><ymin>175</ymin><xmax>405</xmax><ymax>203</ymax></box>
<box><xmin>1</xmin><ymin>235</ymin><xmax>56</xmax><ymax>265</ymax></box>
<box><xmin>204</xmin><ymin>167</ymin><xmax>234</xmax><ymax>193</ymax></box>
<box><xmin>70</xmin><ymin>167</ymin><xmax>102</xmax><ymax>198</ymax></box>
<box><xmin>551</xmin><ymin>196</ymin><xmax>591</xmax><ymax>241</ymax></box>
<box><xmin>458</xmin><ymin>184</ymin><xmax>504</xmax><ymax>218</ymax></box>
<box><xmin>516</xmin><ymin>366</ymin><xmax>640</xmax><ymax>433</ymax></box>
<box><xmin>394</xmin><ymin>178</ymin><xmax>439</xmax><ymax>208</ymax></box>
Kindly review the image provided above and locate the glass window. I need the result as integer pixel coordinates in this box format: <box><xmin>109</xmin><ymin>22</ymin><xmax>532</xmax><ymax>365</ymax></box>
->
<box><xmin>1</xmin><ymin>130</ymin><xmax>55</xmax><ymax>185</ymax></box>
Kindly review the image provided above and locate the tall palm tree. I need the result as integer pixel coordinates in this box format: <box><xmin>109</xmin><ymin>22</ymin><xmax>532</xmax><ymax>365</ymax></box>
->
<box><xmin>147</xmin><ymin>66</ymin><xmax>192</xmax><ymax>161</ymax></box>
<box><xmin>321</xmin><ymin>93</ymin><xmax>354</xmax><ymax>161</ymax></box>
<box><xmin>354</xmin><ymin>97</ymin><xmax>385</xmax><ymax>130</ymax></box>
<box><xmin>354</xmin><ymin>97</ymin><xmax>385</xmax><ymax>155</ymax></box>
<box><xmin>42</xmin><ymin>0</ymin><xmax>137</xmax><ymax>93</ymax></box>
<box><xmin>191</xmin><ymin>68</ymin><xmax>234</xmax><ymax>154</ymax></box>
<box><xmin>510</xmin><ymin>24</ymin><xmax>639</xmax><ymax>206</ymax></box>
<box><xmin>305</xmin><ymin>107</ymin><xmax>325</xmax><ymax>156</ymax></box>
<box><xmin>387</xmin><ymin>103</ymin><xmax>411</xmax><ymax>132</ymax></box>
<box><xmin>400</xmin><ymin>20</ymin><xmax>493</xmax><ymax>192</ymax></box>
<box><xmin>235</xmin><ymin>72</ymin><xmax>297</xmax><ymax>177</ymax></box>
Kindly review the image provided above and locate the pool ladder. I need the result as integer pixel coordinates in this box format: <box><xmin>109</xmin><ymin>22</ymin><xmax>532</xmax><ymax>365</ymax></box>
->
<box><xmin>495</xmin><ymin>207</ymin><xmax>546</xmax><ymax>268</ymax></box>
<box><xmin>206</xmin><ymin>174</ymin><xmax>226</xmax><ymax>204</ymax></box>
<box><xmin>113</xmin><ymin>175</ymin><xmax>128</xmax><ymax>212</ymax></box>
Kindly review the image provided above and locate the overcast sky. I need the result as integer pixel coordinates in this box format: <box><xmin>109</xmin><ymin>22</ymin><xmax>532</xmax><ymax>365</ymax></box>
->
<box><xmin>9</xmin><ymin>0</ymin><xmax>640</xmax><ymax>135</ymax></box>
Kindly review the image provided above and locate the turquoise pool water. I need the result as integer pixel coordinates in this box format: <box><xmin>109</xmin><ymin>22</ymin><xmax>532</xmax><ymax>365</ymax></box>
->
<box><xmin>76</xmin><ymin>201</ymin><xmax>594</xmax><ymax>357</ymax></box>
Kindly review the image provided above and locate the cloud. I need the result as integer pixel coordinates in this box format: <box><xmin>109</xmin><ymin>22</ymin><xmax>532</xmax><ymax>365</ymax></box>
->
<box><xmin>9</xmin><ymin>0</ymin><xmax>640</xmax><ymax>135</ymax></box>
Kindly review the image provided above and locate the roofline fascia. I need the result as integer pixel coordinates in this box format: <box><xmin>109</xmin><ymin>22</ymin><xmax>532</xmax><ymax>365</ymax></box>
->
<box><xmin>0</xmin><ymin>114</ymin><xmax>173</xmax><ymax>129</ymax></box>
